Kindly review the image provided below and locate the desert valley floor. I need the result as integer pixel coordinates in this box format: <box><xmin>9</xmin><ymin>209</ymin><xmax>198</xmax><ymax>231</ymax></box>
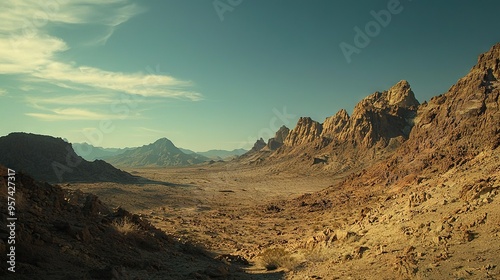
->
<box><xmin>65</xmin><ymin>154</ymin><xmax>500</xmax><ymax>279</ymax></box>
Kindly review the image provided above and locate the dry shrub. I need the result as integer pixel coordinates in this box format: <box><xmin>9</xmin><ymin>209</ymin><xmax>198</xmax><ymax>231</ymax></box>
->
<box><xmin>112</xmin><ymin>217</ymin><xmax>138</xmax><ymax>235</ymax></box>
<box><xmin>259</xmin><ymin>247</ymin><xmax>299</xmax><ymax>271</ymax></box>
<box><xmin>304</xmin><ymin>247</ymin><xmax>335</xmax><ymax>263</ymax></box>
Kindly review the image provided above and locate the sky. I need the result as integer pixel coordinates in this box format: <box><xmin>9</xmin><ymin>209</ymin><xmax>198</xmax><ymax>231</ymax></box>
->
<box><xmin>1</xmin><ymin>0</ymin><xmax>499</xmax><ymax>152</ymax></box>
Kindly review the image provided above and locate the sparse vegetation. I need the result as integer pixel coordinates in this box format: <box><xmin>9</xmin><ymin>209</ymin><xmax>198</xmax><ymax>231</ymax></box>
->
<box><xmin>112</xmin><ymin>217</ymin><xmax>139</xmax><ymax>235</ymax></box>
<box><xmin>304</xmin><ymin>247</ymin><xmax>336</xmax><ymax>263</ymax></box>
<box><xmin>259</xmin><ymin>247</ymin><xmax>299</xmax><ymax>271</ymax></box>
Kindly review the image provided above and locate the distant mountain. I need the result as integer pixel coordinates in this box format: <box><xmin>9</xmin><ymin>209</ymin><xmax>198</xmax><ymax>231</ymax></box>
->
<box><xmin>197</xmin><ymin>149</ymin><xmax>247</xmax><ymax>160</ymax></box>
<box><xmin>72</xmin><ymin>143</ymin><xmax>135</xmax><ymax>161</ymax></box>
<box><xmin>0</xmin><ymin>133</ymin><xmax>138</xmax><ymax>183</ymax></box>
<box><xmin>106</xmin><ymin>138</ymin><xmax>209</xmax><ymax>167</ymax></box>
<box><xmin>178</xmin><ymin>148</ymin><xmax>247</xmax><ymax>160</ymax></box>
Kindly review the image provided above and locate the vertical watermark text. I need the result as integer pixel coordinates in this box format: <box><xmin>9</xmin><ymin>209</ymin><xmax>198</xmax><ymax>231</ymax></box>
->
<box><xmin>6</xmin><ymin>168</ymin><xmax>17</xmax><ymax>273</ymax></box>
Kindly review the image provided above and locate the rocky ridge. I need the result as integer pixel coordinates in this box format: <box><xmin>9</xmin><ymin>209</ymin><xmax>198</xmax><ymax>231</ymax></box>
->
<box><xmin>242</xmin><ymin>80</ymin><xmax>420</xmax><ymax>171</ymax></box>
<box><xmin>284</xmin><ymin>80</ymin><xmax>419</xmax><ymax>149</ymax></box>
<box><xmin>264</xmin><ymin>125</ymin><xmax>290</xmax><ymax>151</ymax></box>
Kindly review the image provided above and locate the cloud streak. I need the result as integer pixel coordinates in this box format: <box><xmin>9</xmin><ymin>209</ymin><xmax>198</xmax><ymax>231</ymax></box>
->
<box><xmin>1</xmin><ymin>0</ymin><xmax>202</xmax><ymax>102</ymax></box>
<box><xmin>26</xmin><ymin>108</ymin><xmax>124</xmax><ymax>121</ymax></box>
<box><xmin>33</xmin><ymin>63</ymin><xmax>203</xmax><ymax>100</ymax></box>
<box><xmin>26</xmin><ymin>107</ymin><xmax>139</xmax><ymax>121</ymax></box>
<box><xmin>26</xmin><ymin>93</ymin><xmax>118</xmax><ymax>106</ymax></box>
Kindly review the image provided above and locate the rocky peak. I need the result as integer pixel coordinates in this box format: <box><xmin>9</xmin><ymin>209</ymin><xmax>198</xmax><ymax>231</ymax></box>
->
<box><xmin>266</xmin><ymin>126</ymin><xmax>290</xmax><ymax>150</ymax></box>
<box><xmin>283</xmin><ymin>117</ymin><xmax>322</xmax><ymax>147</ymax></box>
<box><xmin>321</xmin><ymin>109</ymin><xmax>350</xmax><ymax>139</ymax></box>
<box><xmin>354</xmin><ymin>80</ymin><xmax>419</xmax><ymax>113</ymax></box>
<box><xmin>153</xmin><ymin>138</ymin><xmax>177</xmax><ymax>150</ymax></box>
<box><xmin>248</xmin><ymin>138</ymin><xmax>266</xmax><ymax>153</ymax></box>
<box><xmin>476</xmin><ymin>43</ymin><xmax>500</xmax><ymax>74</ymax></box>
<box><xmin>386</xmin><ymin>80</ymin><xmax>420</xmax><ymax>107</ymax></box>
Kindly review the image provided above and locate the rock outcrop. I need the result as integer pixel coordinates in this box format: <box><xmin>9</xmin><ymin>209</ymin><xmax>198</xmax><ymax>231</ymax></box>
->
<box><xmin>243</xmin><ymin>138</ymin><xmax>267</xmax><ymax>156</ymax></box>
<box><xmin>283</xmin><ymin>117</ymin><xmax>322</xmax><ymax>147</ymax></box>
<box><xmin>265</xmin><ymin>126</ymin><xmax>290</xmax><ymax>150</ymax></box>
<box><xmin>321</xmin><ymin>109</ymin><xmax>350</xmax><ymax>140</ymax></box>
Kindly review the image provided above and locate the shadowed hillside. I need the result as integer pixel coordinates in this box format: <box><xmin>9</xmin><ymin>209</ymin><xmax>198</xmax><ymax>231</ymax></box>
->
<box><xmin>0</xmin><ymin>133</ymin><xmax>138</xmax><ymax>183</ymax></box>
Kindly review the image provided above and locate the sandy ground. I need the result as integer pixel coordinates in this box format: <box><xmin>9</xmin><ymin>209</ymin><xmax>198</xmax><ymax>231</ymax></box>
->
<box><xmin>65</xmin><ymin>154</ymin><xmax>500</xmax><ymax>279</ymax></box>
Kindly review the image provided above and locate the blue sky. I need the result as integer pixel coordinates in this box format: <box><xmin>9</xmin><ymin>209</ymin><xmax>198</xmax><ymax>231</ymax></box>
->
<box><xmin>1</xmin><ymin>0</ymin><xmax>499</xmax><ymax>151</ymax></box>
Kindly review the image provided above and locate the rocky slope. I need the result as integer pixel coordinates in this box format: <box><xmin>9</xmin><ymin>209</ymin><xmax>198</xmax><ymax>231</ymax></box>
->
<box><xmin>106</xmin><ymin>138</ymin><xmax>209</xmax><ymax>168</ymax></box>
<box><xmin>0</xmin><ymin>133</ymin><xmax>137</xmax><ymax>183</ymax></box>
<box><xmin>340</xmin><ymin>42</ymin><xmax>500</xmax><ymax>188</ymax></box>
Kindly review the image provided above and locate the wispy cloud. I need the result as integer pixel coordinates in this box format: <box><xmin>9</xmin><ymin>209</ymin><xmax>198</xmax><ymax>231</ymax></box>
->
<box><xmin>136</xmin><ymin>127</ymin><xmax>170</xmax><ymax>134</ymax></box>
<box><xmin>1</xmin><ymin>0</ymin><xmax>202</xmax><ymax>101</ymax></box>
<box><xmin>32</xmin><ymin>62</ymin><xmax>203</xmax><ymax>100</ymax></box>
<box><xmin>26</xmin><ymin>93</ymin><xmax>118</xmax><ymax>106</ymax></box>
<box><xmin>26</xmin><ymin>107</ymin><xmax>138</xmax><ymax>121</ymax></box>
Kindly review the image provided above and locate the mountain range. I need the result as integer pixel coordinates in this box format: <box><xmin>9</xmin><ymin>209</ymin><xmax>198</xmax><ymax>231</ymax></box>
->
<box><xmin>104</xmin><ymin>138</ymin><xmax>209</xmax><ymax>168</ymax></box>
<box><xmin>178</xmin><ymin>147</ymin><xmax>247</xmax><ymax>160</ymax></box>
<box><xmin>73</xmin><ymin>142</ymin><xmax>247</xmax><ymax>163</ymax></box>
<box><xmin>72</xmin><ymin>143</ymin><xmax>135</xmax><ymax>161</ymax></box>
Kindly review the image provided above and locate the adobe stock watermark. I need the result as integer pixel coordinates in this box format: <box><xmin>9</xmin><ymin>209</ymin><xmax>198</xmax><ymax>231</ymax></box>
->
<box><xmin>9</xmin><ymin>0</ymin><xmax>61</xmax><ymax>50</ymax></box>
<box><xmin>339</xmin><ymin>0</ymin><xmax>411</xmax><ymax>64</ymax></box>
<box><xmin>213</xmin><ymin>0</ymin><xmax>244</xmax><ymax>21</ymax></box>
<box><xmin>6</xmin><ymin>168</ymin><xmax>17</xmax><ymax>273</ymax></box>
<box><xmin>51</xmin><ymin>65</ymin><xmax>164</xmax><ymax>182</ymax></box>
